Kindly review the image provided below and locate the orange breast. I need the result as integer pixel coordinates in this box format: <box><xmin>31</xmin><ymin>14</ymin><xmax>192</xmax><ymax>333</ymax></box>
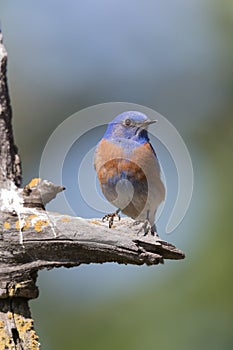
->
<box><xmin>94</xmin><ymin>139</ymin><xmax>150</xmax><ymax>184</ymax></box>
<box><xmin>94</xmin><ymin>138</ymin><xmax>165</xmax><ymax>220</ymax></box>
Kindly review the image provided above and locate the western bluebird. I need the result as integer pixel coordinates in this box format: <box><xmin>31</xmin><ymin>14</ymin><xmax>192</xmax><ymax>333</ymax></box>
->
<box><xmin>94</xmin><ymin>111</ymin><xmax>165</xmax><ymax>236</ymax></box>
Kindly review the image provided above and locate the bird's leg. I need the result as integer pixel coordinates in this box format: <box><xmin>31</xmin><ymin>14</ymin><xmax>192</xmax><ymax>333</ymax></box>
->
<box><xmin>150</xmin><ymin>223</ymin><xmax>160</xmax><ymax>238</ymax></box>
<box><xmin>102</xmin><ymin>208</ymin><xmax>121</xmax><ymax>228</ymax></box>
<box><xmin>137</xmin><ymin>221</ymin><xmax>160</xmax><ymax>237</ymax></box>
<box><xmin>137</xmin><ymin>210</ymin><xmax>160</xmax><ymax>238</ymax></box>
<box><xmin>137</xmin><ymin>219</ymin><xmax>151</xmax><ymax>236</ymax></box>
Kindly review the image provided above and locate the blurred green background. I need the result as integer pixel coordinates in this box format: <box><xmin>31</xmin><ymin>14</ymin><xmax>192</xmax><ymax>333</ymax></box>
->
<box><xmin>1</xmin><ymin>0</ymin><xmax>233</xmax><ymax>349</ymax></box>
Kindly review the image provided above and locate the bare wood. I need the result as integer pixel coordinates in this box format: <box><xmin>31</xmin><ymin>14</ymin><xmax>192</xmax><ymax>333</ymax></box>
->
<box><xmin>0</xmin><ymin>298</ymin><xmax>39</xmax><ymax>350</ymax></box>
<box><xmin>0</xmin><ymin>30</ymin><xmax>39</xmax><ymax>349</ymax></box>
<box><xmin>0</xmin><ymin>180</ymin><xmax>184</xmax><ymax>350</ymax></box>
<box><xmin>0</xmin><ymin>31</ymin><xmax>21</xmax><ymax>187</ymax></box>
<box><xmin>0</xmin><ymin>198</ymin><xmax>185</xmax><ymax>299</ymax></box>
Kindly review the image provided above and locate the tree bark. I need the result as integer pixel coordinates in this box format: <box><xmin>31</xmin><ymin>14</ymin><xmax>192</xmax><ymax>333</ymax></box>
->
<box><xmin>0</xmin><ymin>179</ymin><xmax>184</xmax><ymax>298</ymax></box>
<box><xmin>0</xmin><ymin>30</ymin><xmax>39</xmax><ymax>350</ymax></box>
<box><xmin>0</xmin><ymin>298</ymin><xmax>39</xmax><ymax>350</ymax></box>
<box><xmin>0</xmin><ymin>30</ymin><xmax>185</xmax><ymax>349</ymax></box>
<box><xmin>0</xmin><ymin>31</ymin><xmax>21</xmax><ymax>187</ymax></box>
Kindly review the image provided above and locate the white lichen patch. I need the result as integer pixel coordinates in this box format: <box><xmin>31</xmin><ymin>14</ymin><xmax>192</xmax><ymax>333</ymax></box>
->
<box><xmin>0</xmin><ymin>180</ymin><xmax>57</xmax><ymax>244</ymax></box>
<box><xmin>0</xmin><ymin>181</ymin><xmax>23</xmax><ymax>213</ymax></box>
<box><xmin>0</xmin><ymin>181</ymin><xmax>25</xmax><ymax>244</ymax></box>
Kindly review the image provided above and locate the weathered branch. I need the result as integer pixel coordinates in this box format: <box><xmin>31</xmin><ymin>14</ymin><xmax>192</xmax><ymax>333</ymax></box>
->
<box><xmin>0</xmin><ymin>298</ymin><xmax>39</xmax><ymax>349</ymax></box>
<box><xmin>0</xmin><ymin>31</ymin><xmax>21</xmax><ymax>187</ymax></box>
<box><xmin>0</xmin><ymin>179</ymin><xmax>184</xmax><ymax>299</ymax></box>
<box><xmin>0</xmin><ymin>179</ymin><xmax>184</xmax><ymax>349</ymax></box>
<box><xmin>0</xmin><ymin>31</ymin><xmax>36</xmax><ymax>350</ymax></box>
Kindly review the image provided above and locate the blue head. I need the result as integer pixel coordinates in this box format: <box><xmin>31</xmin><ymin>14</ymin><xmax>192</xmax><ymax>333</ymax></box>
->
<box><xmin>103</xmin><ymin>111</ymin><xmax>156</xmax><ymax>144</ymax></box>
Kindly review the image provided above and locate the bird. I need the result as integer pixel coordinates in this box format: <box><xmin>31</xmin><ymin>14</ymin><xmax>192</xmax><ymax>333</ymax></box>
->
<box><xmin>94</xmin><ymin>111</ymin><xmax>165</xmax><ymax>236</ymax></box>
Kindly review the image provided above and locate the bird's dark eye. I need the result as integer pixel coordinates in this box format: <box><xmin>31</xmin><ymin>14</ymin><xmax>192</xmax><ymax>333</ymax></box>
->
<box><xmin>125</xmin><ymin>118</ymin><xmax>132</xmax><ymax>126</ymax></box>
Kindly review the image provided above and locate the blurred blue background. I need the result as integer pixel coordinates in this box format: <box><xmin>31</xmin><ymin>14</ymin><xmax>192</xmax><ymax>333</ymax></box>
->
<box><xmin>1</xmin><ymin>0</ymin><xmax>233</xmax><ymax>349</ymax></box>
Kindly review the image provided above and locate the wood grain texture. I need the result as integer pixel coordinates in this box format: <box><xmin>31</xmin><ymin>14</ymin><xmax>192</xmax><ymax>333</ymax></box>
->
<box><xmin>0</xmin><ymin>207</ymin><xmax>185</xmax><ymax>299</ymax></box>
<box><xmin>0</xmin><ymin>30</ymin><xmax>39</xmax><ymax>349</ymax></box>
<box><xmin>0</xmin><ymin>31</ymin><xmax>21</xmax><ymax>187</ymax></box>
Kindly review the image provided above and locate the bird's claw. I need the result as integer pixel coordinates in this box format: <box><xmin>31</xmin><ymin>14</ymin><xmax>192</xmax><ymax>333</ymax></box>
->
<box><xmin>102</xmin><ymin>210</ymin><xmax>121</xmax><ymax>228</ymax></box>
<box><xmin>137</xmin><ymin>221</ymin><xmax>160</xmax><ymax>238</ymax></box>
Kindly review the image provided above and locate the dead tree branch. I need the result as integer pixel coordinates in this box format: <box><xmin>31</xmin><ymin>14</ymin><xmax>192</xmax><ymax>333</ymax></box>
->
<box><xmin>0</xmin><ymin>178</ymin><xmax>184</xmax><ymax>298</ymax></box>
<box><xmin>0</xmin><ymin>31</ymin><xmax>21</xmax><ymax>187</ymax></box>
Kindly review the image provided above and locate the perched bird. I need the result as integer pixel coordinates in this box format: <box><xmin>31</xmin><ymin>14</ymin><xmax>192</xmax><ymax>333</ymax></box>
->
<box><xmin>94</xmin><ymin>111</ymin><xmax>165</xmax><ymax>236</ymax></box>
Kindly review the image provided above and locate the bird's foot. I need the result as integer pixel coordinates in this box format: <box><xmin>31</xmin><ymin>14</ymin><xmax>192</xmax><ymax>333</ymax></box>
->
<box><xmin>133</xmin><ymin>220</ymin><xmax>141</xmax><ymax>226</ymax></box>
<box><xmin>102</xmin><ymin>209</ymin><xmax>121</xmax><ymax>228</ymax></box>
<box><xmin>137</xmin><ymin>221</ymin><xmax>160</xmax><ymax>238</ymax></box>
